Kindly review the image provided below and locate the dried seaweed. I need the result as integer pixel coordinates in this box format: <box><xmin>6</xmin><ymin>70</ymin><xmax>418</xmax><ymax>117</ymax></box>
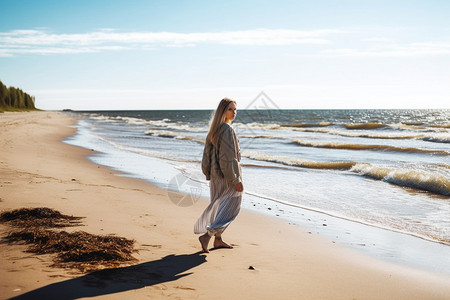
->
<box><xmin>0</xmin><ymin>207</ymin><xmax>83</xmax><ymax>228</ymax></box>
<box><xmin>1</xmin><ymin>208</ymin><xmax>137</xmax><ymax>272</ymax></box>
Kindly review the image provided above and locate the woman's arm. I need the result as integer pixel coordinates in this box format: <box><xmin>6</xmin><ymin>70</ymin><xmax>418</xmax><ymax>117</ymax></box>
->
<box><xmin>201</xmin><ymin>141</ymin><xmax>212</xmax><ymax>180</ymax></box>
<box><xmin>218</xmin><ymin>125</ymin><xmax>242</xmax><ymax>186</ymax></box>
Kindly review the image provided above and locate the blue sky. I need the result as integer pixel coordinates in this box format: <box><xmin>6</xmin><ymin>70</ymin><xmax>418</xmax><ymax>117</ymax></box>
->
<box><xmin>1</xmin><ymin>0</ymin><xmax>449</xmax><ymax>110</ymax></box>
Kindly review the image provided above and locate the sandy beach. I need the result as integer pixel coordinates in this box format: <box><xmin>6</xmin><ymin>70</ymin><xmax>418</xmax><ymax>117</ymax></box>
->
<box><xmin>1</xmin><ymin>111</ymin><xmax>449</xmax><ymax>300</ymax></box>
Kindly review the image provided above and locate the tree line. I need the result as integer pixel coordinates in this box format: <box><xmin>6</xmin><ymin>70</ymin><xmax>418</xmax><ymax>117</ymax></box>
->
<box><xmin>0</xmin><ymin>80</ymin><xmax>36</xmax><ymax>111</ymax></box>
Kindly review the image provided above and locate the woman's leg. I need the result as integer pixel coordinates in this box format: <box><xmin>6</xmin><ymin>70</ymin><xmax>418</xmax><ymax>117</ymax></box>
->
<box><xmin>213</xmin><ymin>233</ymin><xmax>233</xmax><ymax>249</ymax></box>
<box><xmin>199</xmin><ymin>232</ymin><xmax>212</xmax><ymax>253</ymax></box>
<box><xmin>195</xmin><ymin>177</ymin><xmax>241</xmax><ymax>252</ymax></box>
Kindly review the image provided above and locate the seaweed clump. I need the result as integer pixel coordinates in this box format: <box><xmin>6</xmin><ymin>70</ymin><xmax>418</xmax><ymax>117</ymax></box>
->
<box><xmin>0</xmin><ymin>207</ymin><xmax>83</xmax><ymax>228</ymax></box>
<box><xmin>0</xmin><ymin>207</ymin><xmax>137</xmax><ymax>272</ymax></box>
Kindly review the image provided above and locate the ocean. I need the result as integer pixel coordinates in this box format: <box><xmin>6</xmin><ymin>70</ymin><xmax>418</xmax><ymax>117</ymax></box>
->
<box><xmin>64</xmin><ymin>108</ymin><xmax>450</xmax><ymax>275</ymax></box>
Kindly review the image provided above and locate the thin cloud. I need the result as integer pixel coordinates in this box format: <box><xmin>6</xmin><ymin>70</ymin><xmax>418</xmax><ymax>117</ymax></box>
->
<box><xmin>0</xmin><ymin>28</ymin><xmax>341</xmax><ymax>56</ymax></box>
<box><xmin>361</xmin><ymin>37</ymin><xmax>393</xmax><ymax>43</ymax></box>
<box><xmin>320</xmin><ymin>42</ymin><xmax>450</xmax><ymax>57</ymax></box>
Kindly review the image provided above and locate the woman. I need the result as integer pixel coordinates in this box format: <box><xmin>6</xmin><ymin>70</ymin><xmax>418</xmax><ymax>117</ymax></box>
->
<box><xmin>194</xmin><ymin>98</ymin><xmax>243</xmax><ymax>253</ymax></box>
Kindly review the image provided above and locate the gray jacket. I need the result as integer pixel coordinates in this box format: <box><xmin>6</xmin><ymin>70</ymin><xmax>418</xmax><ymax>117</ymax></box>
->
<box><xmin>202</xmin><ymin>123</ymin><xmax>242</xmax><ymax>184</ymax></box>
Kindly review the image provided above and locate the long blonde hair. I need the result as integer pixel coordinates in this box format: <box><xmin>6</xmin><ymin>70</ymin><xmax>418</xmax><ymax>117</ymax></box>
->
<box><xmin>206</xmin><ymin>98</ymin><xmax>236</xmax><ymax>145</ymax></box>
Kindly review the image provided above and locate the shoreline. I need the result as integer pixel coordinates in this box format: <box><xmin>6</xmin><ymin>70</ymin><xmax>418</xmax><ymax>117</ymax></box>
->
<box><xmin>247</xmin><ymin>189</ymin><xmax>447</xmax><ymax>246</ymax></box>
<box><xmin>244</xmin><ymin>190</ymin><xmax>450</xmax><ymax>275</ymax></box>
<box><xmin>1</xmin><ymin>111</ymin><xmax>450</xmax><ymax>300</ymax></box>
<box><xmin>68</xmin><ymin>112</ymin><xmax>450</xmax><ymax>276</ymax></box>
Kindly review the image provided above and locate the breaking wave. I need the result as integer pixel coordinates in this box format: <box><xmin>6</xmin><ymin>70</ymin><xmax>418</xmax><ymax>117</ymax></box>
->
<box><xmin>145</xmin><ymin>129</ymin><xmax>204</xmax><ymax>144</ymax></box>
<box><xmin>243</xmin><ymin>122</ymin><xmax>282</xmax><ymax>130</ymax></box>
<box><xmin>291</xmin><ymin>140</ymin><xmax>450</xmax><ymax>155</ymax></box>
<box><xmin>87</xmin><ymin>114</ymin><xmax>206</xmax><ymax>132</ymax></box>
<box><xmin>242</xmin><ymin>150</ymin><xmax>450</xmax><ymax>196</ymax></box>
<box><xmin>242</xmin><ymin>151</ymin><xmax>357</xmax><ymax>170</ymax></box>
<box><xmin>290</xmin><ymin>127</ymin><xmax>449</xmax><ymax>144</ymax></box>
<box><xmin>289</xmin><ymin>127</ymin><xmax>425</xmax><ymax>140</ymax></box>
<box><xmin>422</xmin><ymin>135</ymin><xmax>450</xmax><ymax>144</ymax></box>
<box><xmin>281</xmin><ymin>122</ymin><xmax>333</xmax><ymax>128</ymax></box>
<box><xmin>431</xmin><ymin>124</ymin><xmax>450</xmax><ymax>129</ymax></box>
<box><xmin>238</xmin><ymin>134</ymin><xmax>281</xmax><ymax>139</ymax></box>
<box><xmin>350</xmin><ymin>164</ymin><xmax>450</xmax><ymax>196</ymax></box>
<box><xmin>344</xmin><ymin>122</ymin><xmax>389</xmax><ymax>130</ymax></box>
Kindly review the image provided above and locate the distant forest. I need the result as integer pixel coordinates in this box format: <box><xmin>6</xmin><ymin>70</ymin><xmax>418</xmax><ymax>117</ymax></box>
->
<box><xmin>0</xmin><ymin>80</ymin><xmax>36</xmax><ymax>112</ymax></box>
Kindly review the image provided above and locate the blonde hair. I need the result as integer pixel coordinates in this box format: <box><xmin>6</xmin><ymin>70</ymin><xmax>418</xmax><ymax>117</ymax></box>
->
<box><xmin>206</xmin><ymin>98</ymin><xmax>237</xmax><ymax>145</ymax></box>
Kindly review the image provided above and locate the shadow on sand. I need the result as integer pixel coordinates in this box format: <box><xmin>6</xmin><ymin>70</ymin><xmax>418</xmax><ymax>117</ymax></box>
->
<box><xmin>9</xmin><ymin>252</ymin><xmax>207</xmax><ymax>300</ymax></box>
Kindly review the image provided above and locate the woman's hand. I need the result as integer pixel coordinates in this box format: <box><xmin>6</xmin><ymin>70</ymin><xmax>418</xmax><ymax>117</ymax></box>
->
<box><xmin>235</xmin><ymin>182</ymin><xmax>244</xmax><ymax>192</ymax></box>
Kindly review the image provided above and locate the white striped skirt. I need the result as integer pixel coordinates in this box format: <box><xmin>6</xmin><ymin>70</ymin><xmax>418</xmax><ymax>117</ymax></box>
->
<box><xmin>194</xmin><ymin>176</ymin><xmax>242</xmax><ymax>236</ymax></box>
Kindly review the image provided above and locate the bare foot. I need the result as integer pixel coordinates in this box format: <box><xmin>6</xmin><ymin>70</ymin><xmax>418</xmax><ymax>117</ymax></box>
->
<box><xmin>199</xmin><ymin>234</ymin><xmax>211</xmax><ymax>253</ymax></box>
<box><xmin>213</xmin><ymin>237</ymin><xmax>233</xmax><ymax>249</ymax></box>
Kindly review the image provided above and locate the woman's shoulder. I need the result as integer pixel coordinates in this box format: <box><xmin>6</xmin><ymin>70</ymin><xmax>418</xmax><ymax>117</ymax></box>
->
<box><xmin>219</xmin><ymin>122</ymin><xmax>235</xmax><ymax>136</ymax></box>
<box><xmin>219</xmin><ymin>122</ymin><xmax>233</xmax><ymax>131</ymax></box>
